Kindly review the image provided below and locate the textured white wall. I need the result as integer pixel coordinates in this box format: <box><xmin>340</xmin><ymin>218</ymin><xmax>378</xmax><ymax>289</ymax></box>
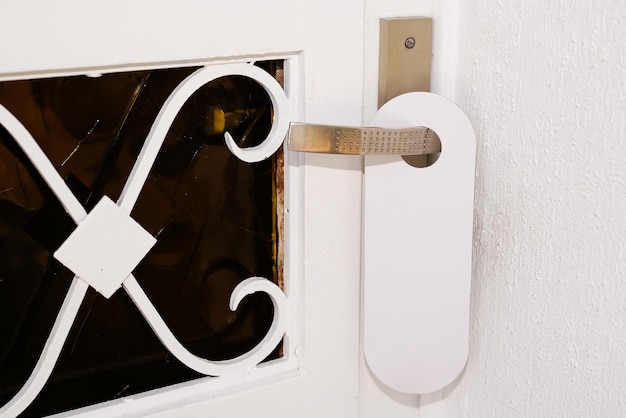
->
<box><xmin>441</xmin><ymin>0</ymin><xmax>626</xmax><ymax>416</ymax></box>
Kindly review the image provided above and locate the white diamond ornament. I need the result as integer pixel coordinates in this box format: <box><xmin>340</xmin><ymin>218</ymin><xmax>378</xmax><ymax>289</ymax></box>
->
<box><xmin>54</xmin><ymin>196</ymin><xmax>156</xmax><ymax>298</ymax></box>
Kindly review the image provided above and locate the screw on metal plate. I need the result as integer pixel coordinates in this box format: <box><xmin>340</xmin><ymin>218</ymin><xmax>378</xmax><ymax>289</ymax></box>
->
<box><xmin>404</xmin><ymin>37</ymin><xmax>416</xmax><ymax>49</ymax></box>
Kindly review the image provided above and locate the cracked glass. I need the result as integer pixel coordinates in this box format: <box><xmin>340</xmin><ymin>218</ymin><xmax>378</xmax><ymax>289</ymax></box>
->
<box><xmin>0</xmin><ymin>61</ymin><xmax>284</xmax><ymax>417</ymax></box>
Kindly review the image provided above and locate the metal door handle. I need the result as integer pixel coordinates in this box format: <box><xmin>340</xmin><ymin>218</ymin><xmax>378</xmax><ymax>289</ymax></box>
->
<box><xmin>287</xmin><ymin>91</ymin><xmax>476</xmax><ymax>395</ymax></box>
<box><xmin>287</xmin><ymin>122</ymin><xmax>441</xmax><ymax>156</ymax></box>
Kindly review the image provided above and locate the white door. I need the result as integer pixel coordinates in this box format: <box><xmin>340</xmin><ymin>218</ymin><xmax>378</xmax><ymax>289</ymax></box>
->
<box><xmin>0</xmin><ymin>1</ymin><xmax>458</xmax><ymax>417</ymax></box>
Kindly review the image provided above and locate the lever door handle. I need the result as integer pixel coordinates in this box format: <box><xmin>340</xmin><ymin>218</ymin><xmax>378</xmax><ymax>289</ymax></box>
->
<box><xmin>286</xmin><ymin>91</ymin><xmax>476</xmax><ymax>395</ymax></box>
<box><xmin>287</xmin><ymin>123</ymin><xmax>441</xmax><ymax>156</ymax></box>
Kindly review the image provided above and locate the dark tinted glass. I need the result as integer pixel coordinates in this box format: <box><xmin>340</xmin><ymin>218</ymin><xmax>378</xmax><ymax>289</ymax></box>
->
<box><xmin>0</xmin><ymin>61</ymin><xmax>283</xmax><ymax>417</ymax></box>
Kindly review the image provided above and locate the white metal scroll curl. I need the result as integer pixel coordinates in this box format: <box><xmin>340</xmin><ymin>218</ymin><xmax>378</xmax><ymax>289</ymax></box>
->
<box><xmin>118</xmin><ymin>63</ymin><xmax>290</xmax><ymax>213</ymax></box>
<box><xmin>0</xmin><ymin>63</ymin><xmax>289</xmax><ymax>418</ymax></box>
<box><xmin>124</xmin><ymin>275</ymin><xmax>287</xmax><ymax>375</ymax></box>
<box><xmin>223</xmin><ymin>65</ymin><xmax>290</xmax><ymax>163</ymax></box>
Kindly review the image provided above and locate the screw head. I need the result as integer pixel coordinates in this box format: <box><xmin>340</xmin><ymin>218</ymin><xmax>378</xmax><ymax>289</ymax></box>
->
<box><xmin>404</xmin><ymin>37</ymin><xmax>416</xmax><ymax>49</ymax></box>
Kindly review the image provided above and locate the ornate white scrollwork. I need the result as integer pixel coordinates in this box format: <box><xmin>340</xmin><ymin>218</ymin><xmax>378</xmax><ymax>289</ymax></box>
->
<box><xmin>0</xmin><ymin>63</ymin><xmax>290</xmax><ymax>418</ymax></box>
